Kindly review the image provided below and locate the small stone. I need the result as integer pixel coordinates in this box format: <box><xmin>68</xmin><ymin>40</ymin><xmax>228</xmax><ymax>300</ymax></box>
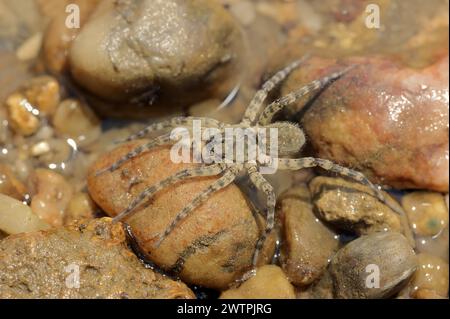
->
<box><xmin>5</xmin><ymin>93</ymin><xmax>40</xmax><ymax>136</ymax></box>
<box><xmin>64</xmin><ymin>192</ymin><xmax>97</xmax><ymax>225</ymax></box>
<box><xmin>0</xmin><ymin>193</ymin><xmax>50</xmax><ymax>235</ymax></box>
<box><xmin>410</xmin><ymin>253</ymin><xmax>449</xmax><ymax>298</ymax></box>
<box><xmin>402</xmin><ymin>191</ymin><xmax>449</xmax><ymax>237</ymax></box>
<box><xmin>28</xmin><ymin>169</ymin><xmax>74</xmax><ymax>227</ymax></box>
<box><xmin>278</xmin><ymin>185</ymin><xmax>339</xmax><ymax>286</ymax></box>
<box><xmin>283</xmin><ymin>55</ymin><xmax>449</xmax><ymax>192</ymax></box>
<box><xmin>16</xmin><ymin>32</ymin><xmax>43</xmax><ymax>61</ymax></box>
<box><xmin>0</xmin><ymin>163</ymin><xmax>27</xmax><ymax>200</ymax></box>
<box><xmin>22</xmin><ymin>76</ymin><xmax>61</xmax><ymax>116</ymax></box>
<box><xmin>309</xmin><ymin>176</ymin><xmax>404</xmax><ymax>236</ymax></box>
<box><xmin>415</xmin><ymin>226</ymin><xmax>449</xmax><ymax>262</ymax></box>
<box><xmin>329</xmin><ymin>232</ymin><xmax>417</xmax><ymax>299</ymax></box>
<box><xmin>30</xmin><ymin>141</ymin><xmax>51</xmax><ymax>157</ymax></box>
<box><xmin>53</xmin><ymin>99</ymin><xmax>101</xmax><ymax>148</ymax></box>
<box><xmin>32</xmin><ymin>138</ymin><xmax>75</xmax><ymax>174</ymax></box>
<box><xmin>412</xmin><ymin>289</ymin><xmax>446</xmax><ymax>299</ymax></box>
<box><xmin>0</xmin><ymin>218</ymin><xmax>195</xmax><ymax>299</ymax></box>
<box><xmin>220</xmin><ymin>265</ymin><xmax>296</xmax><ymax>299</ymax></box>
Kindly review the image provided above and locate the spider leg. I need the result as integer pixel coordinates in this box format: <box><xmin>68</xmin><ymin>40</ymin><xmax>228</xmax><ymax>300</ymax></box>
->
<box><xmin>277</xmin><ymin>157</ymin><xmax>404</xmax><ymax>215</ymax></box>
<box><xmin>116</xmin><ymin>116</ymin><xmax>222</xmax><ymax>144</ymax></box>
<box><xmin>154</xmin><ymin>167</ymin><xmax>239</xmax><ymax>248</ymax></box>
<box><xmin>240</xmin><ymin>55</ymin><xmax>309</xmax><ymax>125</ymax></box>
<box><xmin>247</xmin><ymin>166</ymin><xmax>276</xmax><ymax>267</ymax></box>
<box><xmin>258</xmin><ymin>65</ymin><xmax>354</xmax><ymax>125</ymax></box>
<box><xmin>95</xmin><ymin>133</ymin><xmax>174</xmax><ymax>176</ymax></box>
<box><xmin>112</xmin><ymin>163</ymin><xmax>226</xmax><ymax>222</ymax></box>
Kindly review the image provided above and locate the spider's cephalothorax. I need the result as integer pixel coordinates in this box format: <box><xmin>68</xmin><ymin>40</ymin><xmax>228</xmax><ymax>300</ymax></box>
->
<box><xmin>96</xmin><ymin>56</ymin><xmax>403</xmax><ymax>266</ymax></box>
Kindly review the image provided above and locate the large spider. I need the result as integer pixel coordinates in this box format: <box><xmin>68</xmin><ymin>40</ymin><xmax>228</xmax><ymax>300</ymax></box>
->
<box><xmin>96</xmin><ymin>56</ymin><xmax>402</xmax><ymax>266</ymax></box>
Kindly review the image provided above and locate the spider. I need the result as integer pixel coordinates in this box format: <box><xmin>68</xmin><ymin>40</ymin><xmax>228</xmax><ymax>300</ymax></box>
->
<box><xmin>96</xmin><ymin>56</ymin><xmax>403</xmax><ymax>267</ymax></box>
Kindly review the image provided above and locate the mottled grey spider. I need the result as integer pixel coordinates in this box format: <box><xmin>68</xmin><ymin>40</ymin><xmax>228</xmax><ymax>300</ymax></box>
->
<box><xmin>96</xmin><ymin>56</ymin><xmax>402</xmax><ymax>266</ymax></box>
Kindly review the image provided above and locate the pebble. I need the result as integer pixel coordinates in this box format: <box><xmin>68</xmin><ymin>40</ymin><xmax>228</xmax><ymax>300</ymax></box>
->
<box><xmin>402</xmin><ymin>191</ymin><xmax>449</xmax><ymax>237</ymax></box>
<box><xmin>0</xmin><ymin>163</ymin><xmax>27</xmax><ymax>200</ymax></box>
<box><xmin>52</xmin><ymin>99</ymin><xmax>101</xmax><ymax>148</ymax></box>
<box><xmin>5</xmin><ymin>93</ymin><xmax>40</xmax><ymax>136</ymax></box>
<box><xmin>28</xmin><ymin>168</ymin><xmax>74</xmax><ymax>227</ymax></box>
<box><xmin>0</xmin><ymin>193</ymin><xmax>50</xmax><ymax>235</ymax></box>
<box><xmin>410</xmin><ymin>253</ymin><xmax>449</xmax><ymax>298</ymax></box>
<box><xmin>22</xmin><ymin>75</ymin><xmax>61</xmax><ymax>116</ymax></box>
<box><xmin>64</xmin><ymin>192</ymin><xmax>97</xmax><ymax>225</ymax></box>
<box><xmin>309</xmin><ymin>176</ymin><xmax>405</xmax><ymax>236</ymax></box>
<box><xmin>278</xmin><ymin>185</ymin><xmax>339</xmax><ymax>286</ymax></box>
<box><xmin>16</xmin><ymin>32</ymin><xmax>43</xmax><ymax>61</ymax></box>
<box><xmin>69</xmin><ymin>0</ymin><xmax>244</xmax><ymax>118</ymax></box>
<box><xmin>220</xmin><ymin>265</ymin><xmax>296</xmax><ymax>299</ymax></box>
<box><xmin>329</xmin><ymin>232</ymin><xmax>417</xmax><ymax>299</ymax></box>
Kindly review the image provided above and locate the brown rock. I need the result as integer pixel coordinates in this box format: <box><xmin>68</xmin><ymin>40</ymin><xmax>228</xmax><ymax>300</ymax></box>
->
<box><xmin>69</xmin><ymin>0</ymin><xmax>244</xmax><ymax>118</ymax></box>
<box><xmin>64</xmin><ymin>192</ymin><xmax>97</xmax><ymax>225</ymax></box>
<box><xmin>0</xmin><ymin>163</ymin><xmax>27</xmax><ymax>200</ymax></box>
<box><xmin>5</xmin><ymin>93</ymin><xmax>40</xmax><ymax>136</ymax></box>
<box><xmin>0</xmin><ymin>193</ymin><xmax>50</xmax><ymax>235</ymax></box>
<box><xmin>21</xmin><ymin>75</ymin><xmax>61</xmax><ymax>116</ymax></box>
<box><xmin>410</xmin><ymin>253</ymin><xmax>449</xmax><ymax>298</ymax></box>
<box><xmin>402</xmin><ymin>191</ymin><xmax>449</xmax><ymax>237</ymax></box>
<box><xmin>87</xmin><ymin>141</ymin><xmax>275</xmax><ymax>290</ymax></box>
<box><xmin>0</xmin><ymin>218</ymin><xmax>194</xmax><ymax>299</ymax></box>
<box><xmin>282</xmin><ymin>55</ymin><xmax>449</xmax><ymax>192</ymax></box>
<box><xmin>309</xmin><ymin>176</ymin><xmax>404</xmax><ymax>236</ymax></box>
<box><xmin>278</xmin><ymin>185</ymin><xmax>339</xmax><ymax>286</ymax></box>
<box><xmin>28</xmin><ymin>169</ymin><xmax>74</xmax><ymax>227</ymax></box>
<box><xmin>329</xmin><ymin>232</ymin><xmax>417</xmax><ymax>299</ymax></box>
<box><xmin>220</xmin><ymin>265</ymin><xmax>296</xmax><ymax>299</ymax></box>
<box><xmin>52</xmin><ymin>99</ymin><xmax>101</xmax><ymax>148</ymax></box>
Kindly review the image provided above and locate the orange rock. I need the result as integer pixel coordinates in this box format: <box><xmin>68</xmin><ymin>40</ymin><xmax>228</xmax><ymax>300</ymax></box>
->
<box><xmin>28</xmin><ymin>169</ymin><xmax>73</xmax><ymax>227</ymax></box>
<box><xmin>283</xmin><ymin>55</ymin><xmax>449</xmax><ymax>192</ymax></box>
<box><xmin>87</xmin><ymin>141</ymin><xmax>275</xmax><ymax>290</ymax></box>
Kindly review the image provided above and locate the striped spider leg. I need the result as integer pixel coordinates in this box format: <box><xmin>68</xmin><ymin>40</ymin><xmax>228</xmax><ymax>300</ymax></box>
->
<box><xmin>276</xmin><ymin>157</ymin><xmax>404</xmax><ymax>216</ymax></box>
<box><xmin>153</xmin><ymin>165</ymin><xmax>242</xmax><ymax>248</ymax></box>
<box><xmin>258</xmin><ymin>65</ymin><xmax>355</xmax><ymax>126</ymax></box>
<box><xmin>112</xmin><ymin>163</ymin><xmax>228</xmax><ymax>222</ymax></box>
<box><xmin>240</xmin><ymin>55</ymin><xmax>310</xmax><ymax>125</ymax></box>
<box><xmin>246</xmin><ymin>164</ymin><xmax>276</xmax><ymax>266</ymax></box>
<box><xmin>95</xmin><ymin>117</ymin><xmax>223</xmax><ymax>176</ymax></box>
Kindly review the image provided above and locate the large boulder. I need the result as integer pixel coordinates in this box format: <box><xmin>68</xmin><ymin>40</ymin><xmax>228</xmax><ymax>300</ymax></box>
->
<box><xmin>0</xmin><ymin>218</ymin><xmax>194</xmax><ymax>299</ymax></box>
<box><xmin>69</xmin><ymin>0</ymin><xmax>244</xmax><ymax>118</ymax></box>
